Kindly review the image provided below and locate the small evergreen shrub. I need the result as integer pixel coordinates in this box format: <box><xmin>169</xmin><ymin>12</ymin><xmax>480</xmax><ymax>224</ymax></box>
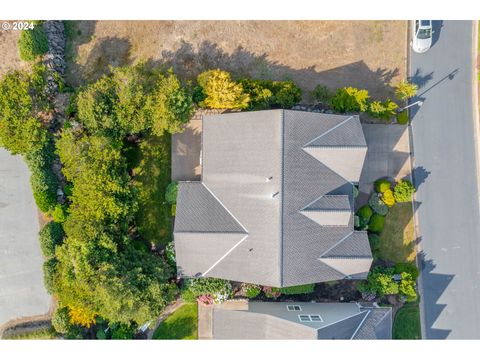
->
<box><xmin>357</xmin><ymin>205</ymin><xmax>373</xmax><ymax>221</ymax></box>
<box><xmin>18</xmin><ymin>23</ymin><xmax>49</xmax><ymax>61</ymax></box>
<box><xmin>368</xmin><ymin>213</ymin><xmax>385</xmax><ymax>234</ymax></box>
<box><xmin>382</xmin><ymin>189</ymin><xmax>396</xmax><ymax>207</ymax></box>
<box><xmin>394</xmin><ymin>179</ymin><xmax>415</xmax><ymax>202</ymax></box>
<box><xmin>280</xmin><ymin>283</ymin><xmax>315</xmax><ymax>295</ymax></box>
<box><xmin>374</xmin><ymin>178</ymin><xmax>392</xmax><ymax>193</ymax></box>
<box><xmin>311</xmin><ymin>84</ymin><xmax>333</xmax><ymax>104</ymax></box>
<box><xmin>39</xmin><ymin>221</ymin><xmax>64</xmax><ymax>259</ymax></box>
<box><xmin>368</xmin><ymin>193</ymin><xmax>388</xmax><ymax>216</ymax></box>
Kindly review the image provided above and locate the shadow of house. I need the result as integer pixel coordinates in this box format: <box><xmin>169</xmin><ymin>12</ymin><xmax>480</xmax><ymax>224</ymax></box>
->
<box><xmin>417</xmin><ymin>251</ymin><xmax>454</xmax><ymax>339</ymax></box>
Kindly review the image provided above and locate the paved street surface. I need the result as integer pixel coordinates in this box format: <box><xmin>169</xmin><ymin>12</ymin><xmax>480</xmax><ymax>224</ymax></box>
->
<box><xmin>410</xmin><ymin>21</ymin><xmax>480</xmax><ymax>338</ymax></box>
<box><xmin>0</xmin><ymin>148</ymin><xmax>50</xmax><ymax>325</ymax></box>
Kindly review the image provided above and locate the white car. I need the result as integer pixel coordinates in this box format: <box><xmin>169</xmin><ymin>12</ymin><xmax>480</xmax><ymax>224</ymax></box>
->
<box><xmin>411</xmin><ymin>20</ymin><xmax>433</xmax><ymax>53</ymax></box>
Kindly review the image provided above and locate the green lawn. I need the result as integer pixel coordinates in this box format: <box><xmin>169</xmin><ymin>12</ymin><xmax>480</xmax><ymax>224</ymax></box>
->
<box><xmin>2</xmin><ymin>327</ymin><xmax>58</xmax><ymax>340</ymax></box>
<box><xmin>378</xmin><ymin>203</ymin><xmax>416</xmax><ymax>263</ymax></box>
<box><xmin>131</xmin><ymin>135</ymin><xmax>172</xmax><ymax>247</ymax></box>
<box><xmin>393</xmin><ymin>302</ymin><xmax>421</xmax><ymax>339</ymax></box>
<box><xmin>152</xmin><ymin>304</ymin><xmax>198</xmax><ymax>340</ymax></box>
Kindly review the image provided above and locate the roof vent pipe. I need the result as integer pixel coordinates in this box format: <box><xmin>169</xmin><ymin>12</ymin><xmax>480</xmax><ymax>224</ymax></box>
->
<box><xmin>272</xmin><ymin>191</ymin><xmax>279</xmax><ymax>198</ymax></box>
<box><xmin>265</xmin><ymin>176</ymin><xmax>273</xmax><ymax>182</ymax></box>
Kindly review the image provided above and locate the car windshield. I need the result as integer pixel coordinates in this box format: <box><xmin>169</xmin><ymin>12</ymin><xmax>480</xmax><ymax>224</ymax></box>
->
<box><xmin>417</xmin><ymin>28</ymin><xmax>431</xmax><ymax>39</ymax></box>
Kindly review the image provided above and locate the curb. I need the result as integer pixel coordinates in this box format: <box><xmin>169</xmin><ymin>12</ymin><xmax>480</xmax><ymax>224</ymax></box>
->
<box><xmin>471</xmin><ymin>21</ymin><xmax>480</xmax><ymax>209</ymax></box>
<box><xmin>405</xmin><ymin>19</ymin><xmax>427</xmax><ymax>340</ymax></box>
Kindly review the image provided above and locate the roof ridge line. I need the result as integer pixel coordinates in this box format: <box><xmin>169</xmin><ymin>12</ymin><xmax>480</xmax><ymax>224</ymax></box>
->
<box><xmin>202</xmin><ymin>234</ymin><xmax>249</xmax><ymax>277</ymax></box>
<box><xmin>315</xmin><ymin>309</ymin><xmax>368</xmax><ymax>331</ymax></box>
<box><xmin>318</xmin><ymin>231</ymin><xmax>354</xmax><ymax>258</ymax></box>
<box><xmin>302</xmin><ymin>115</ymin><xmax>354</xmax><ymax>148</ymax></box>
<box><xmin>350</xmin><ymin>310</ymin><xmax>371</xmax><ymax>339</ymax></box>
<box><xmin>201</xmin><ymin>182</ymin><xmax>248</xmax><ymax>233</ymax></box>
<box><xmin>304</xmin><ymin>144</ymin><xmax>367</xmax><ymax>148</ymax></box>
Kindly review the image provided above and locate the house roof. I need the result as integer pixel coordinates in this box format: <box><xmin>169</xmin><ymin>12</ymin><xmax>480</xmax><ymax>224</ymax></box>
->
<box><xmin>174</xmin><ymin>110</ymin><xmax>371</xmax><ymax>287</ymax></box>
<box><xmin>211</xmin><ymin>302</ymin><xmax>392</xmax><ymax>340</ymax></box>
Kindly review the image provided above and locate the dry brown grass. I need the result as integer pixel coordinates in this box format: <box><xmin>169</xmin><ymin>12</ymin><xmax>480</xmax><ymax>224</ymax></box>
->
<box><xmin>0</xmin><ymin>28</ymin><xmax>30</xmax><ymax>78</ymax></box>
<box><xmin>65</xmin><ymin>21</ymin><xmax>407</xmax><ymax>99</ymax></box>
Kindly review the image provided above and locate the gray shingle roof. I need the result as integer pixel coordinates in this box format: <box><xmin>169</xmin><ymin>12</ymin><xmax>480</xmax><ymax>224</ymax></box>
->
<box><xmin>174</xmin><ymin>110</ymin><xmax>372</xmax><ymax>286</ymax></box>
<box><xmin>210</xmin><ymin>302</ymin><xmax>392</xmax><ymax>340</ymax></box>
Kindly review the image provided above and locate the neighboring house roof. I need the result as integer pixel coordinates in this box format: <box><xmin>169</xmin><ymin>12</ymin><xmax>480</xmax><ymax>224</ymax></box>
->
<box><xmin>211</xmin><ymin>301</ymin><xmax>392</xmax><ymax>340</ymax></box>
<box><xmin>174</xmin><ymin>110</ymin><xmax>372</xmax><ymax>287</ymax></box>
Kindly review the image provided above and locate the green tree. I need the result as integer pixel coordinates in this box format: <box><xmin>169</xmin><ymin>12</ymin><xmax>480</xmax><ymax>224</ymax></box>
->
<box><xmin>149</xmin><ymin>70</ymin><xmax>194</xmax><ymax>135</ymax></box>
<box><xmin>395</xmin><ymin>81</ymin><xmax>418</xmax><ymax>101</ymax></box>
<box><xmin>330</xmin><ymin>87</ymin><xmax>370</xmax><ymax>113</ymax></box>
<box><xmin>0</xmin><ymin>68</ymin><xmax>49</xmax><ymax>155</ymax></box>
<box><xmin>43</xmin><ymin>258</ymin><xmax>57</xmax><ymax>294</ymax></box>
<box><xmin>51</xmin><ymin>307</ymin><xmax>73</xmax><ymax>334</ymax></box>
<box><xmin>197</xmin><ymin>69</ymin><xmax>250</xmax><ymax>109</ymax></box>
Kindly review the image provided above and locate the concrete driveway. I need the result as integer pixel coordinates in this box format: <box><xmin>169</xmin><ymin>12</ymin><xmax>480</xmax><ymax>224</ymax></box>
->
<box><xmin>358</xmin><ymin>124</ymin><xmax>411</xmax><ymax>201</ymax></box>
<box><xmin>0</xmin><ymin>148</ymin><xmax>50</xmax><ymax>326</ymax></box>
<box><xmin>172</xmin><ymin>119</ymin><xmax>202</xmax><ymax>181</ymax></box>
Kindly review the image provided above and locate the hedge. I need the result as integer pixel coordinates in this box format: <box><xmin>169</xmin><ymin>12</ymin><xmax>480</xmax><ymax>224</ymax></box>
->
<box><xmin>43</xmin><ymin>258</ymin><xmax>57</xmax><ymax>294</ymax></box>
<box><xmin>280</xmin><ymin>283</ymin><xmax>315</xmax><ymax>295</ymax></box>
<box><xmin>38</xmin><ymin>221</ymin><xmax>64</xmax><ymax>259</ymax></box>
<box><xmin>18</xmin><ymin>23</ymin><xmax>49</xmax><ymax>62</ymax></box>
<box><xmin>25</xmin><ymin>139</ymin><xmax>59</xmax><ymax>213</ymax></box>
<box><xmin>368</xmin><ymin>213</ymin><xmax>385</xmax><ymax>234</ymax></box>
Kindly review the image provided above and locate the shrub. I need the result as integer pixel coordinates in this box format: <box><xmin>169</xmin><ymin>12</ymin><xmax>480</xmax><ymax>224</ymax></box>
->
<box><xmin>51</xmin><ymin>307</ymin><xmax>73</xmax><ymax>334</ymax></box>
<box><xmin>51</xmin><ymin>204</ymin><xmax>68</xmax><ymax>223</ymax></box>
<box><xmin>197</xmin><ymin>69</ymin><xmax>250</xmax><ymax>109</ymax></box>
<box><xmin>357</xmin><ymin>205</ymin><xmax>373</xmax><ymax>221</ymax></box>
<box><xmin>368</xmin><ymin>213</ymin><xmax>385</xmax><ymax>234</ymax></box>
<box><xmin>330</xmin><ymin>87</ymin><xmax>369</xmax><ymax>113</ymax></box>
<box><xmin>395</xmin><ymin>81</ymin><xmax>418</xmax><ymax>101</ymax></box>
<box><xmin>263</xmin><ymin>286</ymin><xmax>281</xmax><ymax>299</ymax></box>
<box><xmin>375</xmin><ymin>178</ymin><xmax>392</xmax><ymax>193</ymax></box>
<box><xmin>280</xmin><ymin>283</ymin><xmax>315</xmax><ymax>295</ymax></box>
<box><xmin>368</xmin><ymin>193</ymin><xmax>388</xmax><ymax>216</ymax></box>
<box><xmin>244</xmin><ymin>283</ymin><xmax>261</xmax><ymax>298</ymax></box>
<box><xmin>368</xmin><ymin>99</ymin><xmax>398</xmax><ymax>120</ymax></box>
<box><xmin>165</xmin><ymin>182</ymin><xmax>178</xmax><ymax>204</ymax></box>
<box><xmin>238</xmin><ymin>79</ymin><xmax>302</xmax><ymax>110</ymax></box>
<box><xmin>68</xmin><ymin>305</ymin><xmax>97</xmax><ymax>328</ymax></box>
<box><xmin>368</xmin><ymin>233</ymin><xmax>381</xmax><ymax>253</ymax></box>
<box><xmin>18</xmin><ymin>24</ymin><xmax>49</xmax><ymax>61</ymax></box>
<box><xmin>394</xmin><ymin>179</ymin><xmax>415</xmax><ymax>202</ymax></box>
<box><xmin>39</xmin><ymin>221</ymin><xmax>64</xmax><ymax>259</ymax></box>
<box><xmin>361</xmin><ymin>267</ymin><xmax>398</xmax><ymax>296</ymax></box>
<box><xmin>181</xmin><ymin>277</ymin><xmax>232</xmax><ymax>303</ymax></box>
<box><xmin>311</xmin><ymin>84</ymin><xmax>333</xmax><ymax>104</ymax></box>
<box><xmin>394</xmin><ymin>262</ymin><xmax>419</xmax><ymax>279</ymax></box>
<box><xmin>399</xmin><ymin>272</ymin><xmax>417</xmax><ymax>301</ymax></box>
<box><xmin>25</xmin><ymin>139</ymin><xmax>59</xmax><ymax>213</ymax></box>
<box><xmin>165</xmin><ymin>241</ymin><xmax>176</xmax><ymax>267</ymax></box>
<box><xmin>43</xmin><ymin>258</ymin><xmax>57</xmax><ymax>294</ymax></box>
<box><xmin>382</xmin><ymin>189</ymin><xmax>396</xmax><ymax>207</ymax></box>
<box><xmin>110</xmin><ymin>323</ymin><xmax>136</xmax><ymax>339</ymax></box>
<box><xmin>396</xmin><ymin>110</ymin><xmax>409</xmax><ymax>125</ymax></box>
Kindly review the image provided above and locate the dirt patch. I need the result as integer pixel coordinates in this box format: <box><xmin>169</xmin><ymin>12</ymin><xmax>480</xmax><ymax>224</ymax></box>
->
<box><xmin>65</xmin><ymin>21</ymin><xmax>407</xmax><ymax>99</ymax></box>
<box><xmin>0</xmin><ymin>28</ymin><xmax>30</xmax><ymax>78</ymax></box>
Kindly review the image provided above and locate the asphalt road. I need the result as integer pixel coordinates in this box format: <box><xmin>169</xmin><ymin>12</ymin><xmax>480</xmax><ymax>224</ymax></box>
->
<box><xmin>410</xmin><ymin>21</ymin><xmax>480</xmax><ymax>339</ymax></box>
<box><xmin>0</xmin><ymin>148</ymin><xmax>50</xmax><ymax>325</ymax></box>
